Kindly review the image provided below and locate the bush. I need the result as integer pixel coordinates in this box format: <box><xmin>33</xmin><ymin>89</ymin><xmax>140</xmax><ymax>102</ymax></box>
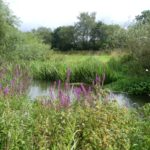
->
<box><xmin>6</xmin><ymin>32</ymin><xmax>51</xmax><ymax>61</ymax></box>
<box><xmin>128</xmin><ymin>23</ymin><xmax>150</xmax><ymax>71</ymax></box>
<box><xmin>109</xmin><ymin>77</ymin><xmax>150</xmax><ymax>95</ymax></box>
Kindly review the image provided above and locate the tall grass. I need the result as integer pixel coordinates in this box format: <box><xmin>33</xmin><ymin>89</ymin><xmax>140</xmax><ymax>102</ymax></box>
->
<box><xmin>30</xmin><ymin>57</ymin><xmax>120</xmax><ymax>84</ymax></box>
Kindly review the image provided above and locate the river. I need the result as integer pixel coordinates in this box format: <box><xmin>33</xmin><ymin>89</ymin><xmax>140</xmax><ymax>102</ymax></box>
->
<box><xmin>27</xmin><ymin>80</ymin><xmax>150</xmax><ymax>108</ymax></box>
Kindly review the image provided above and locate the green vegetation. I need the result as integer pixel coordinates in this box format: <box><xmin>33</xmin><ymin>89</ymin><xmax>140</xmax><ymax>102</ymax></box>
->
<box><xmin>0</xmin><ymin>95</ymin><xmax>150</xmax><ymax>149</ymax></box>
<box><xmin>0</xmin><ymin>0</ymin><xmax>150</xmax><ymax>149</ymax></box>
<box><xmin>29</xmin><ymin>52</ymin><xmax>120</xmax><ymax>83</ymax></box>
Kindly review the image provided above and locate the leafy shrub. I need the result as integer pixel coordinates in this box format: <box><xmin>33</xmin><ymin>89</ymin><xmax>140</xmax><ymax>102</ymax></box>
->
<box><xmin>109</xmin><ymin>77</ymin><xmax>150</xmax><ymax>95</ymax></box>
<box><xmin>7</xmin><ymin>32</ymin><xmax>51</xmax><ymax>61</ymax></box>
<box><xmin>128</xmin><ymin>23</ymin><xmax>150</xmax><ymax>71</ymax></box>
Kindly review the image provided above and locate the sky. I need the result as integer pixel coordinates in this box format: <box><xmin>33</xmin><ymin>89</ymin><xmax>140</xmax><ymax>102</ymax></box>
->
<box><xmin>4</xmin><ymin>0</ymin><xmax>150</xmax><ymax>31</ymax></box>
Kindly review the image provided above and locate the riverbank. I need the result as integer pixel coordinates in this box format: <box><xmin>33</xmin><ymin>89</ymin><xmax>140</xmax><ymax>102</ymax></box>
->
<box><xmin>27</xmin><ymin>51</ymin><xmax>150</xmax><ymax>96</ymax></box>
<box><xmin>0</xmin><ymin>52</ymin><xmax>150</xmax><ymax>149</ymax></box>
<box><xmin>0</xmin><ymin>94</ymin><xmax>150</xmax><ymax>149</ymax></box>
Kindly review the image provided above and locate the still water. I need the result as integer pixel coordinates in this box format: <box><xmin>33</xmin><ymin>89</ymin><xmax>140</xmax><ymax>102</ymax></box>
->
<box><xmin>27</xmin><ymin>80</ymin><xmax>150</xmax><ymax>108</ymax></box>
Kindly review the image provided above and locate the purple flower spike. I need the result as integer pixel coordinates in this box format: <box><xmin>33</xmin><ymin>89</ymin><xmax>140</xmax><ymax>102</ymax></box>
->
<box><xmin>60</xmin><ymin>94</ymin><xmax>70</xmax><ymax>107</ymax></box>
<box><xmin>74</xmin><ymin>87</ymin><xmax>82</xmax><ymax>100</ymax></box>
<box><xmin>3</xmin><ymin>87</ymin><xmax>9</xmax><ymax>95</ymax></box>
<box><xmin>0</xmin><ymin>83</ymin><xmax>2</xmax><ymax>90</ymax></box>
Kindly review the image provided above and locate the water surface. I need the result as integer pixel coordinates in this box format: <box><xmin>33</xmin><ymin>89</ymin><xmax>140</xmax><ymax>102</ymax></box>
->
<box><xmin>27</xmin><ymin>80</ymin><xmax>150</xmax><ymax>107</ymax></box>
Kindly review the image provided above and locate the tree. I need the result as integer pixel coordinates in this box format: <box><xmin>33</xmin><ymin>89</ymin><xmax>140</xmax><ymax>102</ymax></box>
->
<box><xmin>0</xmin><ymin>0</ymin><xmax>19</xmax><ymax>53</ymax></box>
<box><xmin>75</xmin><ymin>12</ymin><xmax>96</xmax><ymax>50</ymax></box>
<box><xmin>90</xmin><ymin>21</ymin><xmax>108</xmax><ymax>50</ymax></box>
<box><xmin>90</xmin><ymin>23</ymin><xmax>127</xmax><ymax>50</ymax></box>
<box><xmin>103</xmin><ymin>24</ymin><xmax>127</xmax><ymax>49</ymax></box>
<box><xmin>136</xmin><ymin>10</ymin><xmax>150</xmax><ymax>24</ymax></box>
<box><xmin>127</xmin><ymin>10</ymin><xmax>150</xmax><ymax>72</ymax></box>
<box><xmin>52</xmin><ymin>26</ymin><xmax>75</xmax><ymax>51</ymax></box>
<box><xmin>32</xmin><ymin>27</ymin><xmax>52</xmax><ymax>46</ymax></box>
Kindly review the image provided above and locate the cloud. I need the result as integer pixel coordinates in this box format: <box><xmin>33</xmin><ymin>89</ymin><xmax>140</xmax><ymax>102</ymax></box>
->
<box><xmin>4</xmin><ymin>0</ymin><xmax>150</xmax><ymax>31</ymax></box>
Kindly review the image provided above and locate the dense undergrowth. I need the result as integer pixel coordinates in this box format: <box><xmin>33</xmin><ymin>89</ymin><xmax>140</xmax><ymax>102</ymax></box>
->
<box><xmin>0</xmin><ymin>64</ymin><xmax>149</xmax><ymax>150</ymax></box>
<box><xmin>0</xmin><ymin>94</ymin><xmax>150</xmax><ymax>149</ymax></box>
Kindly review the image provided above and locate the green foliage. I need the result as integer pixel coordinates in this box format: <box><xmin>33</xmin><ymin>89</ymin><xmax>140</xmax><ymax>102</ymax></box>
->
<box><xmin>74</xmin><ymin>12</ymin><xmax>96</xmax><ymax>50</ymax></box>
<box><xmin>130</xmin><ymin>104</ymin><xmax>150</xmax><ymax>150</ymax></box>
<box><xmin>0</xmin><ymin>1</ymin><xmax>50</xmax><ymax>61</ymax></box>
<box><xmin>0</xmin><ymin>95</ymin><xmax>149</xmax><ymax>149</ymax></box>
<box><xmin>32</xmin><ymin>26</ymin><xmax>52</xmax><ymax>46</ymax></box>
<box><xmin>8</xmin><ymin>32</ymin><xmax>50</xmax><ymax>61</ymax></box>
<box><xmin>50</xmin><ymin>12</ymin><xmax>127</xmax><ymax>51</ymax></box>
<box><xmin>52</xmin><ymin>26</ymin><xmax>75</xmax><ymax>50</ymax></box>
<box><xmin>109</xmin><ymin>77</ymin><xmax>150</xmax><ymax>95</ymax></box>
<box><xmin>104</xmin><ymin>25</ymin><xmax>127</xmax><ymax>49</ymax></box>
<box><xmin>127</xmin><ymin>11</ymin><xmax>150</xmax><ymax>71</ymax></box>
<box><xmin>136</xmin><ymin>10</ymin><xmax>150</xmax><ymax>24</ymax></box>
<box><xmin>90</xmin><ymin>21</ymin><xmax>107</xmax><ymax>50</ymax></box>
<box><xmin>0</xmin><ymin>0</ymin><xmax>19</xmax><ymax>53</ymax></box>
<box><xmin>29</xmin><ymin>56</ymin><xmax>119</xmax><ymax>84</ymax></box>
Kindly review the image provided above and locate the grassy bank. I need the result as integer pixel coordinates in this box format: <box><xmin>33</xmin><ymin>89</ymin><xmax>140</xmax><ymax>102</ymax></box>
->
<box><xmin>28</xmin><ymin>51</ymin><xmax>150</xmax><ymax>95</ymax></box>
<box><xmin>29</xmin><ymin>51</ymin><xmax>123</xmax><ymax>84</ymax></box>
<box><xmin>29</xmin><ymin>58</ymin><xmax>120</xmax><ymax>84</ymax></box>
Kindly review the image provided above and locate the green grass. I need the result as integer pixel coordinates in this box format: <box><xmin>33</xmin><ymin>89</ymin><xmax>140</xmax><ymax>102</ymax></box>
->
<box><xmin>29</xmin><ymin>51</ymin><xmax>122</xmax><ymax>84</ymax></box>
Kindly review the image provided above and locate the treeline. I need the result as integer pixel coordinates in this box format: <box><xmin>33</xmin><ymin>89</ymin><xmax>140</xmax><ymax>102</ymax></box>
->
<box><xmin>32</xmin><ymin>12</ymin><xmax>127</xmax><ymax>51</ymax></box>
<box><xmin>0</xmin><ymin>0</ymin><xmax>150</xmax><ymax>70</ymax></box>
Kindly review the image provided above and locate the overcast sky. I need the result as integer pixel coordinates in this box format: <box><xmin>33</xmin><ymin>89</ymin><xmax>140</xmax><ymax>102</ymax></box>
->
<box><xmin>4</xmin><ymin>0</ymin><xmax>150</xmax><ymax>31</ymax></box>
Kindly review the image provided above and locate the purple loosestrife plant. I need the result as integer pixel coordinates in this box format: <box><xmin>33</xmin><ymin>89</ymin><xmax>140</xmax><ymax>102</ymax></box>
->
<box><xmin>0</xmin><ymin>65</ymin><xmax>30</xmax><ymax>97</ymax></box>
<box><xmin>58</xmin><ymin>89</ymin><xmax>70</xmax><ymax>108</ymax></box>
<box><xmin>45</xmin><ymin>69</ymin><xmax>107</xmax><ymax>108</ymax></box>
<box><xmin>74</xmin><ymin>87</ymin><xmax>82</xmax><ymax>100</ymax></box>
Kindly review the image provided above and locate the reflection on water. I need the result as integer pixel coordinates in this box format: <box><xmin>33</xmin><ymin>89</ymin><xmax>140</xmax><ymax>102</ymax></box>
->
<box><xmin>108</xmin><ymin>92</ymin><xmax>149</xmax><ymax>107</ymax></box>
<box><xmin>28</xmin><ymin>81</ymin><xmax>51</xmax><ymax>99</ymax></box>
<box><xmin>27</xmin><ymin>80</ymin><xmax>150</xmax><ymax>107</ymax></box>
